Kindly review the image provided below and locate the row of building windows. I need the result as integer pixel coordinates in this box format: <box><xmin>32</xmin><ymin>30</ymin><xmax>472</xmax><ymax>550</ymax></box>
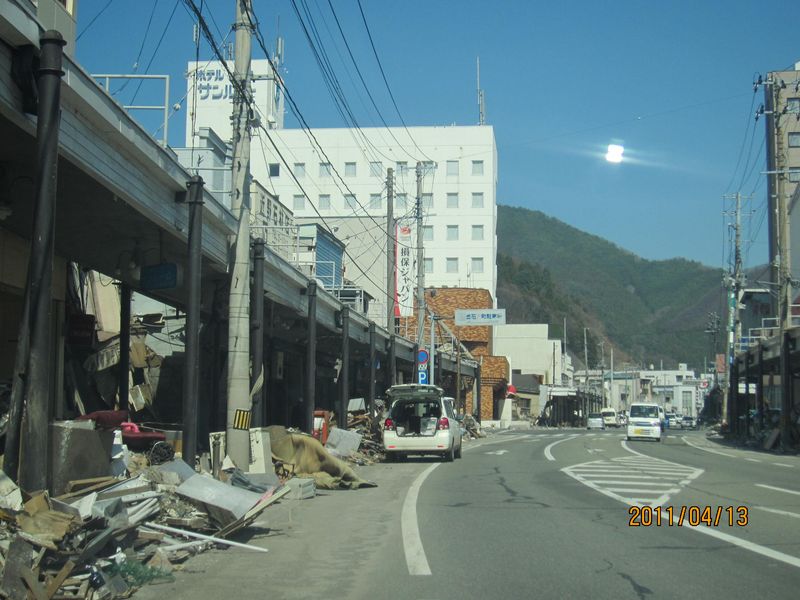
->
<box><xmin>269</xmin><ymin>159</ymin><xmax>486</xmax><ymax>179</ymax></box>
<box><xmin>423</xmin><ymin>257</ymin><xmax>485</xmax><ymax>274</ymax></box>
<box><xmin>290</xmin><ymin>192</ymin><xmax>486</xmax><ymax>212</ymax></box>
<box><xmin>422</xmin><ymin>224</ymin><xmax>485</xmax><ymax>241</ymax></box>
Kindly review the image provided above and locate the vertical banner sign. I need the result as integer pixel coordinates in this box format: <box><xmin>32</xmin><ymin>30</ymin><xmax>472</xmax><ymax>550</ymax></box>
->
<box><xmin>396</xmin><ymin>223</ymin><xmax>415</xmax><ymax>317</ymax></box>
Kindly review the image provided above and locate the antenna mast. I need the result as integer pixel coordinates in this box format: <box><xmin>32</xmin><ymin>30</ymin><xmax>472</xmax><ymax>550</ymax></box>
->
<box><xmin>477</xmin><ymin>57</ymin><xmax>485</xmax><ymax>125</ymax></box>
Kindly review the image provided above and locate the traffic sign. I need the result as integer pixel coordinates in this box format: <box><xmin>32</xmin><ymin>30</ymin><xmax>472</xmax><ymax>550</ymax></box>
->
<box><xmin>418</xmin><ymin>370</ymin><xmax>428</xmax><ymax>384</ymax></box>
<box><xmin>417</xmin><ymin>349</ymin><xmax>429</xmax><ymax>365</ymax></box>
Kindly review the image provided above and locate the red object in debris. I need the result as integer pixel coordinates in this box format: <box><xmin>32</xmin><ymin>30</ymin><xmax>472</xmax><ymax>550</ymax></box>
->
<box><xmin>313</xmin><ymin>410</ymin><xmax>331</xmax><ymax>444</ymax></box>
<box><xmin>121</xmin><ymin>421</ymin><xmax>140</xmax><ymax>433</ymax></box>
<box><xmin>77</xmin><ymin>410</ymin><xmax>129</xmax><ymax>429</ymax></box>
<box><xmin>121</xmin><ymin>430</ymin><xmax>166</xmax><ymax>451</ymax></box>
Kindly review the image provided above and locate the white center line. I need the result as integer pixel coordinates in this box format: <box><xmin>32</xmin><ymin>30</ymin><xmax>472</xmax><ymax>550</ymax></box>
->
<box><xmin>402</xmin><ymin>463</ymin><xmax>439</xmax><ymax>576</ymax></box>
<box><xmin>544</xmin><ymin>435</ymin><xmax>579</xmax><ymax>461</ymax></box>
<box><xmin>753</xmin><ymin>506</ymin><xmax>800</xmax><ymax>520</ymax></box>
<box><xmin>755</xmin><ymin>483</ymin><xmax>800</xmax><ymax>496</ymax></box>
<box><xmin>773</xmin><ymin>463</ymin><xmax>794</xmax><ymax>468</ymax></box>
<box><xmin>681</xmin><ymin>436</ymin><xmax>735</xmax><ymax>457</ymax></box>
<box><xmin>746</xmin><ymin>458</ymin><xmax>761</xmax><ymax>463</ymax></box>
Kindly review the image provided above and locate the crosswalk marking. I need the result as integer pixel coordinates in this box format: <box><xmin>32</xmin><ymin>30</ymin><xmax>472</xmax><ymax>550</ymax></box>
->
<box><xmin>562</xmin><ymin>454</ymin><xmax>703</xmax><ymax>507</ymax></box>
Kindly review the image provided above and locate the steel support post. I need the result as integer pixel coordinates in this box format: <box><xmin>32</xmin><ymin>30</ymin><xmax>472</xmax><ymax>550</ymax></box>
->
<box><xmin>475</xmin><ymin>364</ymin><xmax>482</xmax><ymax>422</ymax></box>
<box><xmin>338</xmin><ymin>307</ymin><xmax>350</xmax><ymax>429</ymax></box>
<box><xmin>368</xmin><ymin>323</ymin><xmax>376</xmax><ymax>415</ymax></box>
<box><xmin>10</xmin><ymin>31</ymin><xmax>66</xmax><ymax>490</ymax></box>
<box><xmin>305</xmin><ymin>281</ymin><xmax>317</xmax><ymax>434</ymax></box>
<box><xmin>388</xmin><ymin>335</ymin><xmax>397</xmax><ymax>387</ymax></box>
<box><xmin>119</xmin><ymin>283</ymin><xmax>131</xmax><ymax>412</ymax></box>
<box><xmin>182</xmin><ymin>176</ymin><xmax>204</xmax><ymax>467</ymax></box>
<box><xmin>251</xmin><ymin>238</ymin><xmax>265</xmax><ymax>427</ymax></box>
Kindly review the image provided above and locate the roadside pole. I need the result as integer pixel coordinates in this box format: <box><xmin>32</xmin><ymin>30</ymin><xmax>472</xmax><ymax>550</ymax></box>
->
<box><xmin>415</xmin><ymin>163</ymin><xmax>425</xmax><ymax>353</ymax></box>
<box><xmin>226</xmin><ymin>0</ymin><xmax>254</xmax><ymax>468</ymax></box>
<box><xmin>386</xmin><ymin>168</ymin><xmax>395</xmax><ymax>332</ymax></box>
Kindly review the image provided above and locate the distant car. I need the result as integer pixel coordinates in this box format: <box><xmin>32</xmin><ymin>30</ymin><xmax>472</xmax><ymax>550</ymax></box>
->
<box><xmin>681</xmin><ymin>415</ymin><xmax>695</xmax><ymax>429</ymax></box>
<box><xmin>601</xmin><ymin>408</ymin><xmax>619</xmax><ymax>428</ymax></box>
<box><xmin>382</xmin><ymin>384</ymin><xmax>462</xmax><ymax>461</ymax></box>
<box><xmin>627</xmin><ymin>402</ymin><xmax>662</xmax><ymax>442</ymax></box>
<box><xmin>587</xmin><ymin>413</ymin><xmax>605</xmax><ymax>430</ymax></box>
<box><xmin>667</xmin><ymin>414</ymin><xmax>682</xmax><ymax>429</ymax></box>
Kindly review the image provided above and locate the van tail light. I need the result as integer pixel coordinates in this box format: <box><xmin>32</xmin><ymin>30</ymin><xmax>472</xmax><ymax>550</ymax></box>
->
<box><xmin>384</xmin><ymin>418</ymin><xmax>396</xmax><ymax>431</ymax></box>
<box><xmin>437</xmin><ymin>417</ymin><xmax>450</xmax><ymax>430</ymax></box>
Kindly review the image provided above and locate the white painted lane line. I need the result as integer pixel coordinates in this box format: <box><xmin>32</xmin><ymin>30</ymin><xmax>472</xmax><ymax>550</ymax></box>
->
<box><xmin>681</xmin><ymin>436</ymin><xmax>735</xmax><ymax>457</ymax></box>
<box><xmin>605</xmin><ymin>487</ymin><xmax>681</xmax><ymax>494</ymax></box>
<box><xmin>544</xmin><ymin>435</ymin><xmax>579</xmax><ymax>461</ymax></box>
<box><xmin>753</xmin><ymin>506</ymin><xmax>800</xmax><ymax>520</ymax></box>
<box><xmin>755</xmin><ymin>483</ymin><xmax>800</xmax><ymax>496</ymax></box>
<box><xmin>774</xmin><ymin>463</ymin><xmax>794</xmax><ymax>468</ymax></box>
<box><xmin>746</xmin><ymin>458</ymin><xmax>762</xmax><ymax>463</ymax></box>
<box><xmin>402</xmin><ymin>463</ymin><xmax>439</xmax><ymax>576</ymax></box>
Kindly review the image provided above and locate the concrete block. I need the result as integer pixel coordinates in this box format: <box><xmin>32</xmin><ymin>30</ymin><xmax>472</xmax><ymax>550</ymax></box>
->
<box><xmin>284</xmin><ymin>477</ymin><xmax>315</xmax><ymax>500</ymax></box>
<box><xmin>325</xmin><ymin>428</ymin><xmax>362</xmax><ymax>457</ymax></box>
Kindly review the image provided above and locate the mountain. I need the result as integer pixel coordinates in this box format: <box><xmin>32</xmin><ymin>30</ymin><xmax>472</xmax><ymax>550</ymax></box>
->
<box><xmin>495</xmin><ymin>205</ymin><xmax>725</xmax><ymax>370</ymax></box>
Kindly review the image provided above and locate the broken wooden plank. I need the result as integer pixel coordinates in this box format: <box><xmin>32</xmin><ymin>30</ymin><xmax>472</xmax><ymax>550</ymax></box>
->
<box><xmin>65</xmin><ymin>477</ymin><xmax>116</xmax><ymax>494</ymax></box>
<box><xmin>1</xmin><ymin>537</ymin><xmax>33</xmax><ymax>599</ymax></box>
<box><xmin>55</xmin><ymin>479</ymin><xmax>119</xmax><ymax>503</ymax></box>
<box><xmin>20</xmin><ymin>568</ymin><xmax>47</xmax><ymax>600</ymax></box>
<box><xmin>45</xmin><ymin>561</ymin><xmax>76</xmax><ymax>600</ymax></box>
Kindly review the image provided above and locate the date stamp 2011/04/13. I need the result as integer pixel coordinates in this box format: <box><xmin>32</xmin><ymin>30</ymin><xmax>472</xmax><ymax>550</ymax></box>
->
<box><xmin>628</xmin><ymin>506</ymin><xmax>749</xmax><ymax>527</ymax></box>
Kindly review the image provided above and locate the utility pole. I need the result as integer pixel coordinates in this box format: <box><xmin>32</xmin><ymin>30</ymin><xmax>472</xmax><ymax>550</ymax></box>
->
<box><xmin>430</xmin><ymin>312</ymin><xmax>436</xmax><ymax>386</ymax></box>
<box><xmin>415</xmin><ymin>162</ymin><xmax>425</xmax><ymax>354</ymax></box>
<box><xmin>226</xmin><ymin>0</ymin><xmax>254</xmax><ymax>468</ymax></box>
<box><xmin>386</xmin><ymin>168</ymin><xmax>395</xmax><ymax>332</ymax></box>
<box><xmin>583</xmin><ymin>327</ymin><xmax>589</xmax><ymax>393</ymax></box>
<box><xmin>610</xmin><ymin>347</ymin><xmax>615</xmax><ymax>409</ymax></box>
<box><xmin>598</xmin><ymin>340</ymin><xmax>605</xmax><ymax>406</ymax></box>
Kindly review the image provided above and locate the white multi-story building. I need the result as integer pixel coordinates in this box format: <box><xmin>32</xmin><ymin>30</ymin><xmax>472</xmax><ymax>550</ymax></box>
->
<box><xmin>493</xmin><ymin>324</ymin><xmax>567</xmax><ymax>385</ymax></box>
<box><xmin>183</xmin><ymin>61</ymin><xmax>498</xmax><ymax>322</ymax></box>
<box><xmin>249</xmin><ymin>126</ymin><xmax>498</xmax><ymax>320</ymax></box>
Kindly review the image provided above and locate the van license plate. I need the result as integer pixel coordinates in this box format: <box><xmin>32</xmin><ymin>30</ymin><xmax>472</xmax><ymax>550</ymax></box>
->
<box><xmin>634</xmin><ymin>428</ymin><xmax>645</xmax><ymax>435</ymax></box>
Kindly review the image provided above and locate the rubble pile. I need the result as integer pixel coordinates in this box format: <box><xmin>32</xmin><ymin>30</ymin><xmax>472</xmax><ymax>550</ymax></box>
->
<box><xmin>0</xmin><ymin>458</ymin><xmax>286</xmax><ymax>599</ymax></box>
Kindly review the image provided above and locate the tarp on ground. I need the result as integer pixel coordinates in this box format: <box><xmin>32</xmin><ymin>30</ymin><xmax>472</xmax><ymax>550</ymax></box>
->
<box><xmin>266</xmin><ymin>426</ymin><xmax>376</xmax><ymax>490</ymax></box>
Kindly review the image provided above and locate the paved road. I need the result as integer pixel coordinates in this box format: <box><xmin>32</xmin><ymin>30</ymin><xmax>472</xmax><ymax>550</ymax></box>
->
<box><xmin>136</xmin><ymin>429</ymin><xmax>800</xmax><ymax>599</ymax></box>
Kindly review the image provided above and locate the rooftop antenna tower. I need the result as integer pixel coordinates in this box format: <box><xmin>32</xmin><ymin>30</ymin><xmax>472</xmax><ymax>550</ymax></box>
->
<box><xmin>477</xmin><ymin>56</ymin><xmax>486</xmax><ymax>125</ymax></box>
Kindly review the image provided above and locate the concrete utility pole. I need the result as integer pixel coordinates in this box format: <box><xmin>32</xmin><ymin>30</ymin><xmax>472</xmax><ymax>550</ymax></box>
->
<box><xmin>226</xmin><ymin>0</ymin><xmax>254</xmax><ymax>468</ymax></box>
<box><xmin>430</xmin><ymin>312</ymin><xmax>436</xmax><ymax>386</ymax></box>
<box><xmin>386</xmin><ymin>168</ymin><xmax>395</xmax><ymax>332</ymax></box>
<box><xmin>583</xmin><ymin>327</ymin><xmax>589</xmax><ymax>393</ymax></box>
<box><xmin>415</xmin><ymin>162</ymin><xmax>425</xmax><ymax>355</ymax></box>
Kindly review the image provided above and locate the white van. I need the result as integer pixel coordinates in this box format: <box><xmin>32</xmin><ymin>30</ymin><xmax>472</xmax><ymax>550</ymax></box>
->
<box><xmin>626</xmin><ymin>402</ymin><xmax>662</xmax><ymax>442</ymax></box>
<box><xmin>600</xmin><ymin>408</ymin><xmax>619</xmax><ymax>428</ymax></box>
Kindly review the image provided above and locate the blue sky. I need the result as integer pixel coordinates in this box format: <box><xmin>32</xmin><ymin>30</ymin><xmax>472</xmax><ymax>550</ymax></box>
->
<box><xmin>75</xmin><ymin>0</ymin><xmax>800</xmax><ymax>270</ymax></box>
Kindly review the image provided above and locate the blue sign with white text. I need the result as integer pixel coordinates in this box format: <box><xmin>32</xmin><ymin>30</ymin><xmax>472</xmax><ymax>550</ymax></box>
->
<box><xmin>418</xmin><ymin>370</ymin><xmax>428</xmax><ymax>384</ymax></box>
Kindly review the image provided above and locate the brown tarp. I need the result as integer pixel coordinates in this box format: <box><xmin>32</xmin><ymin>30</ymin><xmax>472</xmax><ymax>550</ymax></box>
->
<box><xmin>266</xmin><ymin>426</ymin><xmax>376</xmax><ymax>490</ymax></box>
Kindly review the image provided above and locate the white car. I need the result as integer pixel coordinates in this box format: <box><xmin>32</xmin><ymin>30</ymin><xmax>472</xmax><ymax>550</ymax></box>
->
<box><xmin>382</xmin><ymin>384</ymin><xmax>462</xmax><ymax>461</ymax></box>
<box><xmin>626</xmin><ymin>402</ymin><xmax>663</xmax><ymax>442</ymax></box>
<box><xmin>600</xmin><ymin>408</ymin><xmax>619</xmax><ymax>428</ymax></box>
<box><xmin>587</xmin><ymin>413</ymin><xmax>605</xmax><ymax>430</ymax></box>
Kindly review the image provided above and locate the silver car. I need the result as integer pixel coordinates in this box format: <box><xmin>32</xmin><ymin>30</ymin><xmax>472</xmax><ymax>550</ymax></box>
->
<box><xmin>587</xmin><ymin>413</ymin><xmax>605</xmax><ymax>430</ymax></box>
<box><xmin>383</xmin><ymin>384</ymin><xmax>463</xmax><ymax>462</ymax></box>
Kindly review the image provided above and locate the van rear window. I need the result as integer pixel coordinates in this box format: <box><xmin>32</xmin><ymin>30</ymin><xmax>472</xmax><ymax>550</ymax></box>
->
<box><xmin>630</xmin><ymin>405</ymin><xmax>658</xmax><ymax>418</ymax></box>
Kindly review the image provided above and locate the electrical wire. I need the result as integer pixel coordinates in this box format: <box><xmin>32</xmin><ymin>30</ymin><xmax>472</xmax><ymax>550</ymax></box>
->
<box><xmin>76</xmin><ymin>0</ymin><xmax>115</xmax><ymax>41</ymax></box>
<box><xmin>111</xmin><ymin>0</ymin><xmax>159</xmax><ymax>98</ymax></box>
<box><xmin>129</xmin><ymin>0</ymin><xmax>182</xmax><ymax>105</ymax></box>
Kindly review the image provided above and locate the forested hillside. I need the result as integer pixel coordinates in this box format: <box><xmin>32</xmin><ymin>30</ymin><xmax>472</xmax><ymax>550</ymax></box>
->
<box><xmin>495</xmin><ymin>205</ymin><xmax>725</xmax><ymax>369</ymax></box>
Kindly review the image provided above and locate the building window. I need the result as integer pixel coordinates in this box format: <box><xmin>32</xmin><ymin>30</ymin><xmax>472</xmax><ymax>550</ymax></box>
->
<box><xmin>292</xmin><ymin>194</ymin><xmax>305</xmax><ymax>211</ymax></box>
<box><xmin>269</xmin><ymin>163</ymin><xmax>280</xmax><ymax>177</ymax></box>
<box><xmin>370</xmin><ymin>193</ymin><xmax>382</xmax><ymax>209</ymax></box>
<box><xmin>788</xmin><ymin>98</ymin><xmax>800</xmax><ymax>114</ymax></box>
<box><xmin>396</xmin><ymin>193</ymin><xmax>408</xmax><ymax>212</ymax></box>
<box><xmin>345</xmin><ymin>194</ymin><xmax>357</xmax><ymax>210</ymax></box>
<box><xmin>423</xmin><ymin>258</ymin><xmax>433</xmax><ymax>274</ymax></box>
<box><xmin>370</xmin><ymin>161</ymin><xmax>383</xmax><ymax>177</ymax></box>
<box><xmin>396</xmin><ymin>161</ymin><xmax>408</xmax><ymax>176</ymax></box>
<box><xmin>422</xmin><ymin>160</ymin><xmax>435</xmax><ymax>175</ymax></box>
<box><xmin>319</xmin><ymin>194</ymin><xmax>331</xmax><ymax>210</ymax></box>
<box><xmin>471</xmin><ymin>257</ymin><xmax>484</xmax><ymax>273</ymax></box>
<box><xmin>446</xmin><ymin>257</ymin><xmax>458</xmax><ymax>273</ymax></box>
<box><xmin>422</xmin><ymin>193</ymin><xmax>433</xmax><ymax>209</ymax></box>
<box><xmin>472</xmin><ymin>192</ymin><xmax>484</xmax><ymax>208</ymax></box>
<box><xmin>446</xmin><ymin>160</ymin><xmax>459</xmax><ymax>176</ymax></box>
<box><xmin>472</xmin><ymin>224</ymin><xmax>484</xmax><ymax>240</ymax></box>
<box><xmin>789</xmin><ymin>167</ymin><xmax>800</xmax><ymax>183</ymax></box>
<box><xmin>446</xmin><ymin>225</ymin><xmax>459</xmax><ymax>241</ymax></box>
<box><xmin>293</xmin><ymin>162</ymin><xmax>305</xmax><ymax>178</ymax></box>
<box><xmin>471</xmin><ymin>160</ymin><xmax>484</xmax><ymax>176</ymax></box>
<box><xmin>447</xmin><ymin>193</ymin><xmax>459</xmax><ymax>209</ymax></box>
<box><xmin>319</xmin><ymin>162</ymin><xmax>332</xmax><ymax>177</ymax></box>
<box><xmin>345</xmin><ymin>162</ymin><xmax>357</xmax><ymax>177</ymax></box>
<box><xmin>789</xmin><ymin>132</ymin><xmax>800</xmax><ymax>148</ymax></box>
<box><xmin>422</xmin><ymin>226</ymin><xmax>433</xmax><ymax>241</ymax></box>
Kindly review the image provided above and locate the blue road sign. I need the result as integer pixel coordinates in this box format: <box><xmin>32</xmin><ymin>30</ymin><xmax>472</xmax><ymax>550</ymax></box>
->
<box><xmin>418</xmin><ymin>370</ymin><xmax>428</xmax><ymax>384</ymax></box>
<box><xmin>417</xmin><ymin>349</ymin><xmax>429</xmax><ymax>365</ymax></box>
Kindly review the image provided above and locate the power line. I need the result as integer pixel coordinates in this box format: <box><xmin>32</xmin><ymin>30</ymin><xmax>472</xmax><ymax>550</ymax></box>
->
<box><xmin>129</xmin><ymin>0</ymin><xmax>182</xmax><ymax>104</ymax></box>
<box><xmin>76</xmin><ymin>0</ymin><xmax>115</xmax><ymax>41</ymax></box>
<box><xmin>111</xmin><ymin>0</ymin><xmax>159</xmax><ymax>97</ymax></box>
